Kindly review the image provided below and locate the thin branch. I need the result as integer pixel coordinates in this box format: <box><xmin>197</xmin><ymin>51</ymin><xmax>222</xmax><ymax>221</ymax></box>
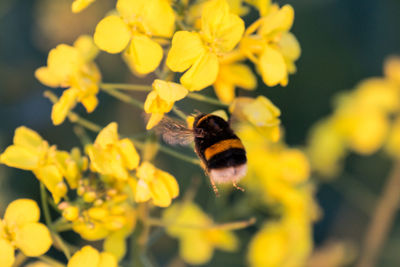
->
<box><xmin>356</xmin><ymin>161</ymin><xmax>400</xmax><ymax>267</ymax></box>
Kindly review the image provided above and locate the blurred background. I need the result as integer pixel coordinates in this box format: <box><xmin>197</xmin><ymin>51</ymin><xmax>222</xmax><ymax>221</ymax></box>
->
<box><xmin>1</xmin><ymin>0</ymin><xmax>400</xmax><ymax>266</ymax></box>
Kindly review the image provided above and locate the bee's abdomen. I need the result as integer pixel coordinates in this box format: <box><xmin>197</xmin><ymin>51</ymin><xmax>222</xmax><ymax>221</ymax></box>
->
<box><xmin>203</xmin><ymin>139</ymin><xmax>247</xmax><ymax>169</ymax></box>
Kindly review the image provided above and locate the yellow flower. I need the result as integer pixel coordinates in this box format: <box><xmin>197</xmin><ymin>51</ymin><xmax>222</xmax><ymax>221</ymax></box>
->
<box><xmin>0</xmin><ymin>127</ymin><xmax>74</xmax><ymax>203</ymax></box>
<box><xmin>306</xmin><ymin>119</ymin><xmax>346</xmax><ymax>177</ymax></box>
<box><xmin>144</xmin><ymin>79</ymin><xmax>188</xmax><ymax>129</ymax></box>
<box><xmin>71</xmin><ymin>0</ymin><xmax>95</xmax><ymax>13</ymax></box>
<box><xmin>135</xmin><ymin>161</ymin><xmax>179</xmax><ymax>207</ymax></box>
<box><xmin>0</xmin><ymin>199</ymin><xmax>52</xmax><ymax>267</ymax></box>
<box><xmin>87</xmin><ymin>122</ymin><xmax>140</xmax><ymax>180</ymax></box>
<box><xmin>166</xmin><ymin>0</ymin><xmax>245</xmax><ymax>91</ymax></box>
<box><xmin>35</xmin><ymin>35</ymin><xmax>101</xmax><ymax>125</ymax></box>
<box><xmin>163</xmin><ymin>202</ymin><xmax>238</xmax><ymax>265</ymax></box>
<box><xmin>214</xmin><ymin>61</ymin><xmax>257</xmax><ymax>103</ymax></box>
<box><xmin>230</xmin><ymin>96</ymin><xmax>281</xmax><ymax>142</ymax></box>
<box><xmin>94</xmin><ymin>0</ymin><xmax>175</xmax><ymax>75</ymax></box>
<box><xmin>240</xmin><ymin>4</ymin><xmax>300</xmax><ymax>87</ymax></box>
<box><xmin>386</xmin><ymin>117</ymin><xmax>400</xmax><ymax>159</ymax></box>
<box><xmin>67</xmin><ymin>246</ymin><xmax>117</xmax><ymax>267</ymax></box>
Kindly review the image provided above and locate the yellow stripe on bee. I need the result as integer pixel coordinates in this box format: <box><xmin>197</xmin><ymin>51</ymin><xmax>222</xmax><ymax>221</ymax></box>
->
<box><xmin>204</xmin><ymin>139</ymin><xmax>244</xmax><ymax>161</ymax></box>
<box><xmin>196</xmin><ymin>114</ymin><xmax>212</xmax><ymax>127</ymax></box>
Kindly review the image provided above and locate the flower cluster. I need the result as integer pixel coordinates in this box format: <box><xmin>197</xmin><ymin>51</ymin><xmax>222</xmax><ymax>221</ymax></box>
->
<box><xmin>307</xmin><ymin>57</ymin><xmax>400</xmax><ymax>176</ymax></box>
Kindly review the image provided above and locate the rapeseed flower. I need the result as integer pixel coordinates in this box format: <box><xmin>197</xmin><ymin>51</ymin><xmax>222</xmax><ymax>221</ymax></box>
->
<box><xmin>135</xmin><ymin>161</ymin><xmax>179</xmax><ymax>207</ymax></box>
<box><xmin>240</xmin><ymin>3</ymin><xmax>300</xmax><ymax>87</ymax></box>
<box><xmin>94</xmin><ymin>0</ymin><xmax>175</xmax><ymax>75</ymax></box>
<box><xmin>144</xmin><ymin>79</ymin><xmax>188</xmax><ymax>129</ymax></box>
<box><xmin>87</xmin><ymin>122</ymin><xmax>140</xmax><ymax>180</ymax></box>
<box><xmin>0</xmin><ymin>199</ymin><xmax>52</xmax><ymax>267</ymax></box>
<box><xmin>163</xmin><ymin>202</ymin><xmax>238</xmax><ymax>265</ymax></box>
<box><xmin>67</xmin><ymin>245</ymin><xmax>117</xmax><ymax>267</ymax></box>
<box><xmin>35</xmin><ymin>35</ymin><xmax>101</xmax><ymax>125</ymax></box>
<box><xmin>166</xmin><ymin>0</ymin><xmax>245</xmax><ymax>91</ymax></box>
<box><xmin>0</xmin><ymin>127</ymin><xmax>86</xmax><ymax>203</ymax></box>
<box><xmin>71</xmin><ymin>0</ymin><xmax>95</xmax><ymax>13</ymax></box>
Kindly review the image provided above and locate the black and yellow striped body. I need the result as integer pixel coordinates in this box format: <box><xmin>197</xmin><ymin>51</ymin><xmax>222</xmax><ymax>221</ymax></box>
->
<box><xmin>193</xmin><ymin>114</ymin><xmax>247</xmax><ymax>171</ymax></box>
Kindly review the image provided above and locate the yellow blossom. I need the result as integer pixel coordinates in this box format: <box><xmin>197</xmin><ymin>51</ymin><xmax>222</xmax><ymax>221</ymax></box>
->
<box><xmin>71</xmin><ymin>0</ymin><xmax>95</xmax><ymax>13</ymax></box>
<box><xmin>135</xmin><ymin>161</ymin><xmax>179</xmax><ymax>207</ymax></box>
<box><xmin>0</xmin><ymin>126</ymin><xmax>80</xmax><ymax>203</ymax></box>
<box><xmin>214</xmin><ymin>61</ymin><xmax>257</xmax><ymax>103</ymax></box>
<box><xmin>386</xmin><ymin>117</ymin><xmax>400</xmax><ymax>159</ymax></box>
<box><xmin>240</xmin><ymin>4</ymin><xmax>300</xmax><ymax>87</ymax></box>
<box><xmin>144</xmin><ymin>79</ymin><xmax>188</xmax><ymax>129</ymax></box>
<box><xmin>163</xmin><ymin>202</ymin><xmax>238</xmax><ymax>265</ymax></box>
<box><xmin>94</xmin><ymin>0</ymin><xmax>175</xmax><ymax>75</ymax></box>
<box><xmin>35</xmin><ymin>35</ymin><xmax>101</xmax><ymax>125</ymax></box>
<box><xmin>67</xmin><ymin>245</ymin><xmax>117</xmax><ymax>267</ymax></box>
<box><xmin>167</xmin><ymin>0</ymin><xmax>245</xmax><ymax>91</ymax></box>
<box><xmin>230</xmin><ymin>96</ymin><xmax>281</xmax><ymax>142</ymax></box>
<box><xmin>87</xmin><ymin>122</ymin><xmax>140</xmax><ymax>180</ymax></box>
<box><xmin>0</xmin><ymin>199</ymin><xmax>52</xmax><ymax>267</ymax></box>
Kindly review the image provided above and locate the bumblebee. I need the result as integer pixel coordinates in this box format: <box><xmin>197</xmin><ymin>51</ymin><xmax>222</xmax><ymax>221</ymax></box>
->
<box><xmin>157</xmin><ymin>113</ymin><xmax>247</xmax><ymax>194</ymax></box>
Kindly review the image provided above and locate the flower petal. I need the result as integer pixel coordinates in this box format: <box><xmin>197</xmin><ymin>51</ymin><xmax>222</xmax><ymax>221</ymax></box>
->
<box><xmin>99</xmin><ymin>252</ymin><xmax>118</xmax><ymax>267</ymax></box>
<box><xmin>153</xmin><ymin>79</ymin><xmax>188</xmax><ymax>102</ymax></box>
<box><xmin>73</xmin><ymin>35</ymin><xmax>99</xmax><ymax>62</ymax></box>
<box><xmin>0</xmin><ymin>239</ymin><xmax>14</xmax><ymax>267</ymax></box>
<box><xmin>181</xmin><ymin>52</ymin><xmax>219</xmax><ymax>91</ymax></box>
<box><xmin>146</xmin><ymin>113</ymin><xmax>164</xmax><ymax>130</ymax></box>
<box><xmin>67</xmin><ymin>246</ymin><xmax>100</xmax><ymax>267</ymax></box>
<box><xmin>94</xmin><ymin>16</ymin><xmax>131</xmax><ymax>54</ymax></box>
<box><xmin>0</xmin><ymin>146</ymin><xmax>40</xmax><ymax>170</ymax></box>
<box><xmin>166</xmin><ymin>31</ymin><xmax>205</xmax><ymax>72</ymax></box>
<box><xmin>13</xmin><ymin>126</ymin><xmax>43</xmax><ymax>150</ymax></box>
<box><xmin>259</xmin><ymin>4</ymin><xmax>294</xmax><ymax>37</ymax></box>
<box><xmin>4</xmin><ymin>199</ymin><xmax>40</xmax><ymax>226</ymax></box>
<box><xmin>117</xmin><ymin>138</ymin><xmax>140</xmax><ymax>170</ymax></box>
<box><xmin>35</xmin><ymin>67</ymin><xmax>60</xmax><ymax>88</ymax></box>
<box><xmin>94</xmin><ymin>122</ymin><xmax>119</xmax><ymax>147</ymax></box>
<box><xmin>124</xmin><ymin>34</ymin><xmax>163</xmax><ymax>75</ymax></box>
<box><xmin>47</xmin><ymin>44</ymin><xmax>81</xmax><ymax>84</ymax></box>
<box><xmin>259</xmin><ymin>44</ymin><xmax>287</xmax><ymax>86</ymax></box>
<box><xmin>143</xmin><ymin>0</ymin><xmax>175</xmax><ymax>37</ymax></box>
<box><xmin>15</xmin><ymin>223</ymin><xmax>52</xmax><ymax>257</ymax></box>
<box><xmin>51</xmin><ymin>88</ymin><xmax>78</xmax><ymax>125</ymax></box>
<box><xmin>72</xmin><ymin>0</ymin><xmax>95</xmax><ymax>13</ymax></box>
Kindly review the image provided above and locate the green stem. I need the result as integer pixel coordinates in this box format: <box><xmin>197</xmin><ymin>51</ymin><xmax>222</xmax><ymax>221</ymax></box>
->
<box><xmin>157</xmin><ymin>144</ymin><xmax>200</xmax><ymax>166</ymax></box>
<box><xmin>101</xmin><ymin>87</ymin><xmax>144</xmax><ymax>110</ymax></box>
<box><xmin>40</xmin><ymin>183</ymin><xmax>53</xmax><ymax>228</ymax></box>
<box><xmin>100</xmin><ymin>83</ymin><xmax>152</xmax><ymax>92</ymax></box>
<box><xmin>12</xmin><ymin>252</ymin><xmax>27</xmax><ymax>267</ymax></box>
<box><xmin>187</xmin><ymin>92</ymin><xmax>228</xmax><ymax>107</ymax></box>
<box><xmin>38</xmin><ymin>255</ymin><xmax>66</xmax><ymax>267</ymax></box>
<box><xmin>147</xmin><ymin>217</ymin><xmax>256</xmax><ymax>230</ymax></box>
<box><xmin>171</xmin><ymin>106</ymin><xmax>187</xmax><ymax>120</ymax></box>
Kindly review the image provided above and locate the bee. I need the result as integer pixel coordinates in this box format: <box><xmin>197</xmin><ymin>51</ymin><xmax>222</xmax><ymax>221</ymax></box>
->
<box><xmin>156</xmin><ymin>113</ymin><xmax>247</xmax><ymax>194</ymax></box>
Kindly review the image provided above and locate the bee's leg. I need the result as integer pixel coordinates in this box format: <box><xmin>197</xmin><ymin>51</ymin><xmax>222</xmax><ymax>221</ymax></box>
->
<box><xmin>209</xmin><ymin>176</ymin><xmax>220</xmax><ymax>197</ymax></box>
<box><xmin>232</xmin><ymin>181</ymin><xmax>245</xmax><ymax>192</ymax></box>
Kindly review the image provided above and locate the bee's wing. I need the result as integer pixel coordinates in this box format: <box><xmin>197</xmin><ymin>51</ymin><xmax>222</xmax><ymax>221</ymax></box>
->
<box><xmin>154</xmin><ymin>116</ymin><xmax>195</xmax><ymax>146</ymax></box>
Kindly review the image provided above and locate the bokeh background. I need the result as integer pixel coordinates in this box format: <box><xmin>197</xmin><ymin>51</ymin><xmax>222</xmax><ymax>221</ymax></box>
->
<box><xmin>1</xmin><ymin>0</ymin><xmax>400</xmax><ymax>266</ymax></box>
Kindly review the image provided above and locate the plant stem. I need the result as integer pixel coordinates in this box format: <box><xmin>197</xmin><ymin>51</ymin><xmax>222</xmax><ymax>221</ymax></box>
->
<box><xmin>100</xmin><ymin>83</ymin><xmax>152</xmax><ymax>92</ymax></box>
<box><xmin>147</xmin><ymin>217</ymin><xmax>256</xmax><ymax>231</ymax></box>
<box><xmin>101</xmin><ymin>87</ymin><xmax>144</xmax><ymax>109</ymax></box>
<box><xmin>12</xmin><ymin>252</ymin><xmax>27</xmax><ymax>267</ymax></box>
<box><xmin>38</xmin><ymin>255</ymin><xmax>66</xmax><ymax>267</ymax></box>
<box><xmin>356</xmin><ymin>161</ymin><xmax>400</xmax><ymax>267</ymax></box>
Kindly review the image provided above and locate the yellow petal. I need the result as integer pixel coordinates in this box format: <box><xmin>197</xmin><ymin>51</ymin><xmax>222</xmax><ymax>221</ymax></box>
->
<box><xmin>202</xmin><ymin>0</ymin><xmax>244</xmax><ymax>52</ymax></box>
<box><xmin>144</xmin><ymin>0</ymin><xmax>175</xmax><ymax>37</ymax></box>
<box><xmin>259</xmin><ymin>44</ymin><xmax>287</xmax><ymax>86</ymax></box>
<box><xmin>156</xmin><ymin>170</ymin><xmax>179</xmax><ymax>199</ymax></box>
<box><xmin>259</xmin><ymin>4</ymin><xmax>294</xmax><ymax>37</ymax></box>
<box><xmin>116</xmin><ymin>0</ymin><xmax>146</xmax><ymax>20</ymax></box>
<box><xmin>166</xmin><ymin>31</ymin><xmax>205</xmax><ymax>72</ymax></box>
<box><xmin>15</xmin><ymin>223</ymin><xmax>52</xmax><ymax>256</ymax></box>
<box><xmin>104</xmin><ymin>231</ymin><xmax>127</xmax><ymax>261</ymax></box>
<box><xmin>149</xmin><ymin>178</ymin><xmax>173</xmax><ymax>207</ymax></box>
<box><xmin>124</xmin><ymin>34</ymin><xmax>163</xmax><ymax>74</ymax></box>
<box><xmin>180</xmin><ymin>234</ymin><xmax>213</xmax><ymax>265</ymax></box>
<box><xmin>47</xmin><ymin>45</ymin><xmax>81</xmax><ymax>83</ymax></box>
<box><xmin>144</xmin><ymin>91</ymin><xmax>173</xmax><ymax>114</ymax></box>
<box><xmin>94</xmin><ymin>122</ymin><xmax>119</xmax><ymax>147</ymax></box>
<box><xmin>94</xmin><ymin>16</ymin><xmax>131</xmax><ymax>54</ymax></box>
<box><xmin>214</xmin><ymin>78</ymin><xmax>235</xmax><ymax>103</ymax></box>
<box><xmin>99</xmin><ymin>252</ymin><xmax>118</xmax><ymax>267</ymax></box>
<box><xmin>146</xmin><ymin>113</ymin><xmax>164</xmax><ymax>130</ymax></box>
<box><xmin>4</xmin><ymin>199</ymin><xmax>40</xmax><ymax>226</ymax></box>
<box><xmin>181</xmin><ymin>52</ymin><xmax>219</xmax><ymax>91</ymax></box>
<box><xmin>0</xmin><ymin>239</ymin><xmax>14</xmax><ymax>267</ymax></box>
<box><xmin>135</xmin><ymin>180</ymin><xmax>152</xmax><ymax>203</ymax></box>
<box><xmin>72</xmin><ymin>0</ymin><xmax>95</xmax><ymax>13</ymax></box>
<box><xmin>52</xmin><ymin>88</ymin><xmax>78</xmax><ymax>125</ymax></box>
<box><xmin>153</xmin><ymin>79</ymin><xmax>188</xmax><ymax>102</ymax></box>
<box><xmin>206</xmin><ymin>229</ymin><xmax>238</xmax><ymax>251</ymax></box>
<box><xmin>117</xmin><ymin>138</ymin><xmax>140</xmax><ymax>170</ymax></box>
<box><xmin>13</xmin><ymin>126</ymin><xmax>43</xmax><ymax>149</ymax></box>
<box><xmin>35</xmin><ymin>67</ymin><xmax>60</xmax><ymax>87</ymax></box>
<box><xmin>67</xmin><ymin>246</ymin><xmax>100</xmax><ymax>267</ymax></box>
<box><xmin>73</xmin><ymin>35</ymin><xmax>99</xmax><ymax>62</ymax></box>
<box><xmin>0</xmin><ymin>146</ymin><xmax>39</xmax><ymax>170</ymax></box>
<box><xmin>72</xmin><ymin>221</ymin><xmax>109</xmax><ymax>241</ymax></box>
<box><xmin>34</xmin><ymin>165</ymin><xmax>66</xmax><ymax>203</ymax></box>
<box><xmin>80</xmin><ymin>95</ymin><xmax>98</xmax><ymax>113</ymax></box>
<box><xmin>279</xmin><ymin>32</ymin><xmax>301</xmax><ymax>61</ymax></box>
